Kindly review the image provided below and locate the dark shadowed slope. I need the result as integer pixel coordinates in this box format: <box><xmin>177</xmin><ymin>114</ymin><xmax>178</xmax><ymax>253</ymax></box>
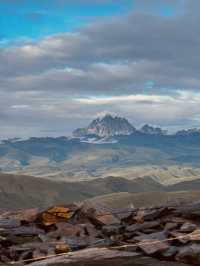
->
<box><xmin>0</xmin><ymin>173</ymin><xmax>164</xmax><ymax>210</ymax></box>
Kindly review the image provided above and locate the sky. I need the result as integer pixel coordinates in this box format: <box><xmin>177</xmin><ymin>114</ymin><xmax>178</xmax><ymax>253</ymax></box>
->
<box><xmin>0</xmin><ymin>0</ymin><xmax>200</xmax><ymax>138</ymax></box>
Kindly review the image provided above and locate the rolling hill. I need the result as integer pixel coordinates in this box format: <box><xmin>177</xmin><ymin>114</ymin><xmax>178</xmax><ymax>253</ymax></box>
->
<box><xmin>1</xmin><ymin>172</ymin><xmax>200</xmax><ymax>211</ymax></box>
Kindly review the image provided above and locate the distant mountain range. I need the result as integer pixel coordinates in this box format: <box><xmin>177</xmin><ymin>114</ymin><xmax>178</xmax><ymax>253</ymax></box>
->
<box><xmin>140</xmin><ymin>124</ymin><xmax>167</xmax><ymax>135</ymax></box>
<box><xmin>73</xmin><ymin>114</ymin><xmax>200</xmax><ymax>139</ymax></box>
<box><xmin>1</xmin><ymin>114</ymin><xmax>200</xmax><ymax>211</ymax></box>
<box><xmin>1</xmin><ymin>114</ymin><xmax>200</xmax><ymax>175</ymax></box>
<box><xmin>73</xmin><ymin>114</ymin><xmax>168</xmax><ymax>138</ymax></box>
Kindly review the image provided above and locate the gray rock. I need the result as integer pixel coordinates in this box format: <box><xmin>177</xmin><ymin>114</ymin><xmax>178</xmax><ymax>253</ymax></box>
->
<box><xmin>180</xmin><ymin>223</ymin><xmax>197</xmax><ymax>233</ymax></box>
<box><xmin>29</xmin><ymin>247</ymin><xmax>189</xmax><ymax>266</ymax></box>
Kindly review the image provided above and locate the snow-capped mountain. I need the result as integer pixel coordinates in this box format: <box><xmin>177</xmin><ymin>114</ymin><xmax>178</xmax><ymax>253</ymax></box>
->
<box><xmin>73</xmin><ymin>114</ymin><xmax>136</xmax><ymax>138</ymax></box>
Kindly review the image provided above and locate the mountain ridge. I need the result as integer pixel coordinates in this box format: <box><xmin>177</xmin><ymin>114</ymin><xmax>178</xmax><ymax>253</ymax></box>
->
<box><xmin>73</xmin><ymin>114</ymin><xmax>136</xmax><ymax>138</ymax></box>
<box><xmin>73</xmin><ymin>114</ymin><xmax>200</xmax><ymax>139</ymax></box>
<box><xmin>1</xmin><ymin>114</ymin><xmax>200</xmax><ymax>173</ymax></box>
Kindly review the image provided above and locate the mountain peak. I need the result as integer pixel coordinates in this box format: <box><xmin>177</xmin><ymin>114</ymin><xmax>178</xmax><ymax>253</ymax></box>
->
<box><xmin>175</xmin><ymin>128</ymin><xmax>200</xmax><ymax>136</ymax></box>
<box><xmin>140</xmin><ymin>124</ymin><xmax>167</xmax><ymax>135</ymax></box>
<box><xmin>73</xmin><ymin>114</ymin><xmax>135</xmax><ymax>137</ymax></box>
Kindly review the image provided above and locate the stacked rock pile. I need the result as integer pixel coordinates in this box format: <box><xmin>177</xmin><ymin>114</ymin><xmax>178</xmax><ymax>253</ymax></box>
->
<box><xmin>1</xmin><ymin>201</ymin><xmax>200</xmax><ymax>265</ymax></box>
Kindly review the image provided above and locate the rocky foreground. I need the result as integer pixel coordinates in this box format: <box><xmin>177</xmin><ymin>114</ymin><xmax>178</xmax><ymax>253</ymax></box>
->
<box><xmin>1</xmin><ymin>201</ymin><xmax>200</xmax><ymax>265</ymax></box>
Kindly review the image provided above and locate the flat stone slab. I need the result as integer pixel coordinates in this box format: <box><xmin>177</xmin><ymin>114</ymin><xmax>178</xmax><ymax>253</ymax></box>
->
<box><xmin>30</xmin><ymin>247</ymin><xmax>189</xmax><ymax>266</ymax></box>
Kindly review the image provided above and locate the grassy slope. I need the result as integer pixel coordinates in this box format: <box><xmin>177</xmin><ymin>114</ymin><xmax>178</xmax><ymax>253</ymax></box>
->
<box><xmin>1</xmin><ymin>172</ymin><xmax>200</xmax><ymax>210</ymax></box>
<box><xmin>87</xmin><ymin>191</ymin><xmax>200</xmax><ymax>208</ymax></box>
<box><xmin>0</xmin><ymin>173</ymin><xmax>164</xmax><ymax>210</ymax></box>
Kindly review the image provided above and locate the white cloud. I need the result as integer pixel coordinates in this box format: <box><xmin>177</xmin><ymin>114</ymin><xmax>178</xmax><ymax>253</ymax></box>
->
<box><xmin>11</xmin><ymin>105</ymin><xmax>30</xmax><ymax>109</ymax></box>
<box><xmin>75</xmin><ymin>94</ymin><xmax>174</xmax><ymax>105</ymax></box>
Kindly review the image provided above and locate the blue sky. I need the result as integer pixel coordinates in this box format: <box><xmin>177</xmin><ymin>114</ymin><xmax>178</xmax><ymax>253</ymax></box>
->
<box><xmin>0</xmin><ymin>0</ymin><xmax>179</xmax><ymax>44</ymax></box>
<box><xmin>0</xmin><ymin>0</ymin><xmax>134</xmax><ymax>43</ymax></box>
<box><xmin>0</xmin><ymin>0</ymin><xmax>200</xmax><ymax>138</ymax></box>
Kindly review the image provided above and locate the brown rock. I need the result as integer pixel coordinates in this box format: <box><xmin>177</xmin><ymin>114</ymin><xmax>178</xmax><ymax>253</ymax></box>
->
<box><xmin>48</xmin><ymin>223</ymin><xmax>82</xmax><ymax>239</ymax></box>
<box><xmin>165</xmin><ymin>222</ymin><xmax>179</xmax><ymax>231</ymax></box>
<box><xmin>188</xmin><ymin>229</ymin><xmax>200</xmax><ymax>241</ymax></box>
<box><xmin>102</xmin><ymin>224</ymin><xmax>124</xmax><ymax>236</ymax></box>
<box><xmin>13</xmin><ymin>208</ymin><xmax>39</xmax><ymax>223</ymax></box>
<box><xmin>80</xmin><ymin>202</ymin><xmax>120</xmax><ymax>226</ymax></box>
<box><xmin>134</xmin><ymin>207</ymin><xmax>170</xmax><ymax>223</ymax></box>
<box><xmin>32</xmin><ymin>248</ymin><xmax>48</xmax><ymax>259</ymax></box>
<box><xmin>2</xmin><ymin>201</ymin><xmax>200</xmax><ymax>266</ymax></box>
<box><xmin>19</xmin><ymin>242</ymin><xmax>56</xmax><ymax>259</ymax></box>
<box><xmin>82</xmin><ymin>223</ymin><xmax>99</xmax><ymax>238</ymax></box>
<box><xmin>126</xmin><ymin>223</ymin><xmax>143</xmax><ymax>233</ymax></box>
<box><xmin>134</xmin><ymin>231</ymin><xmax>167</xmax><ymax>242</ymax></box>
<box><xmin>38</xmin><ymin>204</ymin><xmax>79</xmax><ymax>226</ymax></box>
<box><xmin>180</xmin><ymin>223</ymin><xmax>197</xmax><ymax>233</ymax></box>
<box><xmin>134</xmin><ymin>231</ymin><xmax>169</xmax><ymax>255</ymax></box>
<box><xmin>169</xmin><ymin>231</ymin><xmax>189</xmax><ymax>244</ymax></box>
<box><xmin>127</xmin><ymin>220</ymin><xmax>161</xmax><ymax>234</ymax></box>
<box><xmin>138</xmin><ymin>240</ymin><xmax>169</xmax><ymax>255</ymax></box>
<box><xmin>164</xmin><ymin>217</ymin><xmax>188</xmax><ymax>225</ymax></box>
<box><xmin>176</xmin><ymin>244</ymin><xmax>200</xmax><ymax>265</ymax></box>
<box><xmin>115</xmin><ymin>207</ymin><xmax>135</xmax><ymax>221</ymax></box>
<box><xmin>95</xmin><ymin>213</ymin><xmax>120</xmax><ymax>226</ymax></box>
<box><xmin>60</xmin><ymin>236</ymin><xmax>88</xmax><ymax>251</ymax></box>
<box><xmin>55</xmin><ymin>244</ymin><xmax>71</xmax><ymax>254</ymax></box>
